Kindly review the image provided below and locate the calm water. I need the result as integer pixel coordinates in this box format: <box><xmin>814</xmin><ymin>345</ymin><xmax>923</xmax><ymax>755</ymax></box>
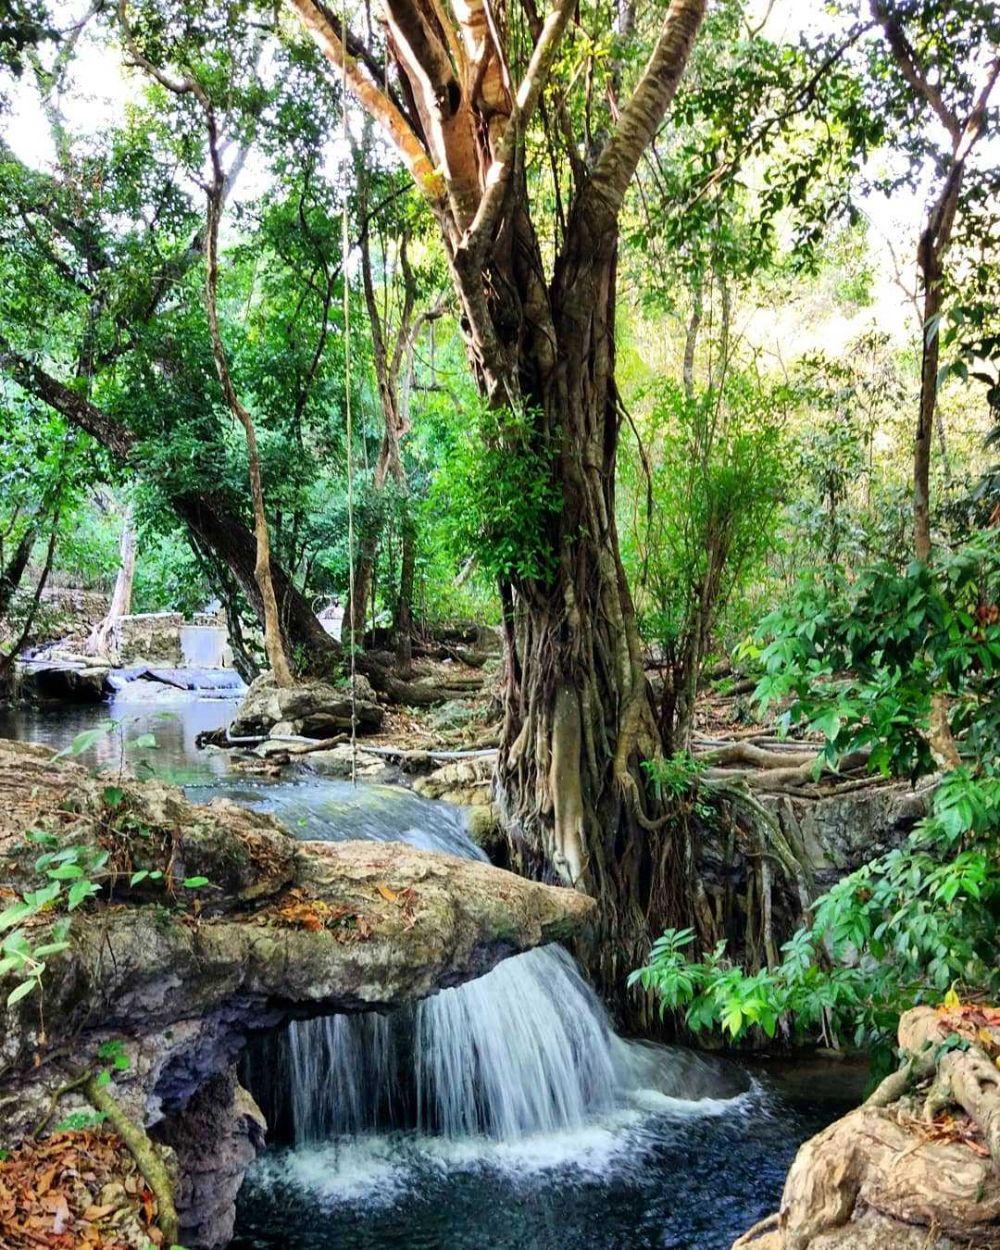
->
<box><xmin>2</xmin><ymin>689</ymin><xmax>861</xmax><ymax>1250</ymax></box>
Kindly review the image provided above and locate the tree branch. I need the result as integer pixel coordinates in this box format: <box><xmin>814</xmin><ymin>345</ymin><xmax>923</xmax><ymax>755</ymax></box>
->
<box><xmin>287</xmin><ymin>0</ymin><xmax>446</xmax><ymax>206</ymax></box>
<box><xmin>457</xmin><ymin>0</ymin><xmax>576</xmax><ymax>262</ymax></box>
<box><xmin>869</xmin><ymin>0</ymin><xmax>962</xmax><ymax>144</ymax></box>
<box><xmin>586</xmin><ymin>0</ymin><xmax>706</xmax><ymax>221</ymax></box>
<box><xmin>0</xmin><ymin>341</ymin><xmax>136</xmax><ymax>460</ymax></box>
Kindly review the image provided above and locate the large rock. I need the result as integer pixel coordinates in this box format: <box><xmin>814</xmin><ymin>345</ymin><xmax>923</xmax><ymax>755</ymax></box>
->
<box><xmin>0</xmin><ymin>739</ymin><xmax>593</xmax><ymax>1245</ymax></box>
<box><xmin>14</xmin><ymin>656</ymin><xmax>112</xmax><ymax>702</ymax></box>
<box><xmin>230</xmin><ymin>671</ymin><xmax>383</xmax><ymax>738</ymax></box>
<box><xmin>761</xmin><ymin>783</ymin><xmax>928</xmax><ymax>885</ymax></box>
<box><xmin>117</xmin><ymin>611</ymin><xmax>185</xmax><ymax>665</ymax></box>
<box><xmin>733</xmin><ymin>1005</ymin><xmax>1000</xmax><ymax>1250</ymax></box>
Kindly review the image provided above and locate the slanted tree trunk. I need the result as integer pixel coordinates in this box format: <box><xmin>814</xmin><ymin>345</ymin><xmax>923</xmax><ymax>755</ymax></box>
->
<box><xmin>292</xmin><ymin>0</ymin><xmax>709</xmax><ymax>1016</ymax></box>
<box><xmin>87</xmin><ymin>504</ymin><xmax>136</xmax><ymax>663</ymax></box>
<box><xmin>0</xmin><ymin>526</ymin><xmax>36</xmax><ymax>621</ymax></box>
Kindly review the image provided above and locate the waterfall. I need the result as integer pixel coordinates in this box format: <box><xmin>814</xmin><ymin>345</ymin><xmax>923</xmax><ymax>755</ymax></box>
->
<box><xmin>179</xmin><ymin>624</ymin><xmax>227</xmax><ymax>668</ymax></box>
<box><xmin>234</xmin><ymin>782</ymin><xmax>747</xmax><ymax>1149</ymax></box>
<box><xmin>285</xmin><ymin>945</ymin><xmax>622</xmax><ymax>1145</ymax></box>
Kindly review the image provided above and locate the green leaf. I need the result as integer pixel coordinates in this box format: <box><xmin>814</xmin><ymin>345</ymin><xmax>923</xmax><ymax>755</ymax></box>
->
<box><xmin>7</xmin><ymin>979</ymin><xmax>37</xmax><ymax>1006</ymax></box>
<box><xmin>134</xmin><ymin>733</ymin><xmax>157</xmax><ymax>749</ymax></box>
<box><xmin>47</xmin><ymin>864</ymin><xmax>84</xmax><ymax>881</ymax></box>
<box><xmin>68</xmin><ymin>879</ymin><xmax>98</xmax><ymax>910</ymax></box>
<box><xmin>103</xmin><ymin>785</ymin><xmax>125</xmax><ymax>809</ymax></box>
<box><xmin>182</xmin><ymin>876</ymin><xmax>210</xmax><ymax>889</ymax></box>
<box><xmin>31</xmin><ymin>941</ymin><xmax>70</xmax><ymax>959</ymax></box>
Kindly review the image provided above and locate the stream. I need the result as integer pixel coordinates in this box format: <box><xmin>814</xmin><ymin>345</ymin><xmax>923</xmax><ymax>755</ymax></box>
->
<box><xmin>0</xmin><ymin>684</ymin><xmax>863</xmax><ymax>1250</ymax></box>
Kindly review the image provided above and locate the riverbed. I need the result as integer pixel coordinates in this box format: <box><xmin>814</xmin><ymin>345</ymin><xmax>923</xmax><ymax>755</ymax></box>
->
<box><xmin>1</xmin><ymin>689</ymin><xmax>862</xmax><ymax>1250</ymax></box>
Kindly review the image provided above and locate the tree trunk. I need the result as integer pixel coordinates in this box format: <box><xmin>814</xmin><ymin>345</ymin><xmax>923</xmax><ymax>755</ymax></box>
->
<box><xmin>172</xmin><ymin>490</ymin><xmax>336</xmax><ymax>670</ymax></box>
<box><xmin>87</xmin><ymin>504</ymin><xmax>137</xmax><ymax>663</ymax></box>
<box><xmin>0</xmin><ymin>526</ymin><xmax>36</xmax><ymax>621</ymax></box>
<box><xmin>394</xmin><ymin>506</ymin><xmax>416</xmax><ymax>676</ymax></box>
<box><xmin>488</xmin><ymin>199</ymin><xmax>695</xmax><ymax>1019</ymax></box>
<box><xmin>291</xmin><ymin>0</ymin><xmax>709</xmax><ymax>1022</ymax></box>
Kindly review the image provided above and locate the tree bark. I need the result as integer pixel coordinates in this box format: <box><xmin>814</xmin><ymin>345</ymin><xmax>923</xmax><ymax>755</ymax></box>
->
<box><xmin>86</xmin><ymin>503</ymin><xmax>136</xmax><ymax>663</ymax></box>
<box><xmin>0</xmin><ymin>526</ymin><xmax>36</xmax><ymax>621</ymax></box>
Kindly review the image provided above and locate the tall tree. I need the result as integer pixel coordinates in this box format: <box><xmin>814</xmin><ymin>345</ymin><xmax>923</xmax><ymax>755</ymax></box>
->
<box><xmin>869</xmin><ymin>0</ymin><xmax>999</xmax><ymax>564</ymax></box>
<box><xmin>289</xmin><ymin>0</ymin><xmax>708</xmax><ymax>1004</ymax></box>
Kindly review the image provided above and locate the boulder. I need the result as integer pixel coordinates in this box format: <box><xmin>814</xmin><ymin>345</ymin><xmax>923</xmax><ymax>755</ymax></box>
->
<box><xmin>733</xmin><ymin>1005</ymin><xmax>1000</xmax><ymax>1250</ymax></box>
<box><xmin>230</xmin><ymin>671</ymin><xmax>383</xmax><ymax>739</ymax></box>
<box><xmin>414</xmin><ymin>754</ymin><xmax>494</xmax><ymax>805</ymax></box>
<box><xmin>0</xmin><ymin>739</ymin><xmax>593</xmax><ymax>1246</ymax></box>
<box><xmin>14</xmin><ymin>657</ymin><xmax>112</xmax><ymax>702</ymax></box>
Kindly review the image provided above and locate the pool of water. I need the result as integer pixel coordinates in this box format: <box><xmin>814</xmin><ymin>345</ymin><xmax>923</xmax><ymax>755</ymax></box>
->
<box><xmin>1</xmin><ymin>690</ymin><xmax>861</xmax><ymax>1250</ymax></box>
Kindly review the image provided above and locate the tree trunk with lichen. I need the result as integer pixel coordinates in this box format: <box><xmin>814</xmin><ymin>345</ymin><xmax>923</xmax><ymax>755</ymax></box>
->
<box><xmin>475</xmin><ymin>193</ymin><xmax>692</xmax><ymax>1017</ymax></box>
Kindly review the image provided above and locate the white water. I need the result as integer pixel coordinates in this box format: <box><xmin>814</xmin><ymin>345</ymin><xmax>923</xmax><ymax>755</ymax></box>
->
<box><xmin>266</xmin><ymin>789</ymin><xmax>747</xmax><ymax>1150</ymax></box>
<box><xmin>179</xmin><ymin>624</ymin><xmax>228</xmax><ymax>668</ymax></box>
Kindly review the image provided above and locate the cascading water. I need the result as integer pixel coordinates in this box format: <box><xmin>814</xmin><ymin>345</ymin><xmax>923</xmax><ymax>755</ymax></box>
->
<box><xmin>0</xmin><ymin>699</ymin><xmax>850</xmax><ymax>1248</ymax></box>
<box><xmin>232</xmin><ymin>781</ymin><xmax>748</xmax><ymax>1149</ymax></box>
<box><xmin>179</xmin><ymin>623</ymin><xmax>228</xmax><ymax>668</ymax></box>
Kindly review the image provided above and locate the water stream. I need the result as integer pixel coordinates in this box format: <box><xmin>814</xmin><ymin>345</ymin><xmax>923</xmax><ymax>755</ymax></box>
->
<box><xmin>1</xmin><ymin>688</ymin><xmax>861</xmax><ymax>1249</ymax></box>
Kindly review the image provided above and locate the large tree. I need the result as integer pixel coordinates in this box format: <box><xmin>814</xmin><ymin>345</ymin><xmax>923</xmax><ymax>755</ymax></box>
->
<box><xmin>288</xmin><ymin>0</ymin><xmax>708</xmax><ymax>1004</ymax></box>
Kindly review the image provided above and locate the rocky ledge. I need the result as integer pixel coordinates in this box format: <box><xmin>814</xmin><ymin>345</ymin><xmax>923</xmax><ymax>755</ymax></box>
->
<box><xmin>734</xmin><ymin>1004</ymin><xmax>1000</xmax><ymax>1250</ymax></box>
<box><xmin>0</xmin><ymin>739</ymin><xmax>593</xmax><ymax>1247</ymax></box>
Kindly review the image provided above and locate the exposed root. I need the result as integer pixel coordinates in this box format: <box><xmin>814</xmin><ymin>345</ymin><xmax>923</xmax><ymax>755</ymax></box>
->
<box><xmin>84</xmin><ymin>1074</ymin><xmax>180</xmax><ymax>1246</ymax></box>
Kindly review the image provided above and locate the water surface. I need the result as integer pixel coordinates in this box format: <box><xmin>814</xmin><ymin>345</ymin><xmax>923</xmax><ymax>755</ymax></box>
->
<box><xmin>2</xmin><ymin>690</ymin><xmax>859</xmax><ymax>1250</ymax></box>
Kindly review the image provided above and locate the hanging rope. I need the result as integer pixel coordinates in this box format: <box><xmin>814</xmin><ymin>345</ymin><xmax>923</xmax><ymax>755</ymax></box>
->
<box><xmin>342</xmin><ymin>12</ymin><xmax>358</xmax><ymax>787</ymax></box>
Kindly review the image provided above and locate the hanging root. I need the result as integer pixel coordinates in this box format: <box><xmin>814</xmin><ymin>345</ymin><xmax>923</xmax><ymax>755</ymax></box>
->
<box><xmin>84</xmin><ymin>1075</ymin><xmax>180</xmax><ymax>1246</ymax></box>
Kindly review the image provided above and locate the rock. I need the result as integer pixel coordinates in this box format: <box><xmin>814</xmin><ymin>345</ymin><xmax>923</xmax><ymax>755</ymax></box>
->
<box><xmin>116</xmin><ymin>612</ymin><xmax>185</xmax><ymax>665</ymax></box>
<box><xmin>0</xmin><ymin>738</ymin><xmax>593</xmax><ymax>1247</ymax></box>
<box><xmin>733</xmin><ymin>1005</ymin><xmax>1000</xmax><ymax>1250</ymax></box>
<box><xmin>760</xmin><ymin>783</ymin><xmax>928</xmax><ymax>885</ymax></box>
<box><xmin>466</xmin><ymin>803</ymin><xmax>504</xmax><ymax>857</ymax></box>
<box><xmin>14</xmin><ymin>657</ymin><xmax>112</xmax><ymax>702</ymax></box>
<box><xmin>231</xmin><ymin>672</ymin><xmax>383</xmax><ymax>739</ymax></box>
<box><xmin>414</xmin><ymin>755</ymin><xmax>494</xmax><ymax>805</ymax></box>
<box><xmin>154</xmin><ymin>1068</ymin><xmax>265</xmax><ymax>1249</ymax></box>
<box><xmin>305</xmin><ymin>744</ymin><xmax>390</xmax><ymax>778</ymax></box>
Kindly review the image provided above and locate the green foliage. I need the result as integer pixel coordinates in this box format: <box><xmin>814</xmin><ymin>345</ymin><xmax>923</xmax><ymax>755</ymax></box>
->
<box><xmin>430</xmin><ymin>403</ymin><xmax>562</xmax><ymax>586</ymax></box>
<box><xmin>750</xmin><ymin>537</ymin><xmax>1000</xmax><ymax>777</ymax></box>
<box><xmin>638</xmin><ymin>535</ymin><xmax>1000</xmax><ymax>1048</ymax></box>
<box><xmin>632</xmin><ymin>766</ymin><xmax>1000</xmax><ymax>1050</ymax></box>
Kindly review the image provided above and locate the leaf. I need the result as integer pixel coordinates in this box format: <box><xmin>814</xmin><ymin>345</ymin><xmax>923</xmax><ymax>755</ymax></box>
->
<box><xmin>52</xmin><ymin>724</ymin><xmax>112</xmax><ymax>760</ymax></box>
<box><xmin>376</xmin><ymin>883</ymin><xmax>400</xmax><ymax>904</ymax></box>
<box><xmin>7</xmin><ymin>978</ymin><xmax>37</xmax><ymax>1006</ymax></box>
<box><xmin>47</xmin><ymin>863</ymin><xmax>84</xmax><ymax>880</ymax></box>
<box><xmin>134</xmin><ymin>733</ymin><xmax>157</xmax><ymax>749</ymax></box>
<box><xmin>130</xmin><ymin>870</ymin><xmax>150</xmax><ymax>886</ymax></box>
<box><xmin>31</xmin><ymin>941</ymin><xmax>70</xmax><ymax>959</ymax></box>
<box><xmin>68</xmin><ymin>879</ymin><xmax>98</xmax><ymax>910</ymax></box>
<box><xmin>103</xmin><ymin>785</ymin><xmax>125</xmax><ymax>809</ymax></box>
<box><xmin>182</xmin><ymin>876</ymin><xmax>209</xmax><ymax>888</ymax></box>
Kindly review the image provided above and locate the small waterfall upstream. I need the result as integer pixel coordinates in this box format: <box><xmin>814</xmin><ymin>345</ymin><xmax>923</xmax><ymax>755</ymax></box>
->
<box><xmin>179</xmin><ymin>623</ymin><xmax>228</xmax><ymax>668</ymax></box>
<box><xmin>235</xmin><ymin>781</ymin><xmax>746</xmax><ymax>1150</ymax></box>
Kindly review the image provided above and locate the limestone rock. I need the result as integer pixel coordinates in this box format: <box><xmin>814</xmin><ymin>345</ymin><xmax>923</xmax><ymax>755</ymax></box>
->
<box><xmin>414</xmin><ymin>755</ymin><xmax>494</xmax><ymax>805</ymax></box>
<box><xmin>231</xmin><ymin>671</ymin><xmax>383</xmax><ymax>738</ymax></box>
<box><xmin>0</xmin><ymin>738</ymin><xmax>593</xmax><ymax>1246</ymax></box>
<box><xmin>15</xmin><ymin>657</ymin><xmax>112</xmax><ymax>703</ymax></box>
<box><xmin>733</xmin><ymin>1005</ymin><xmax>1000</xmax><ymax>1250</ymax></box>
